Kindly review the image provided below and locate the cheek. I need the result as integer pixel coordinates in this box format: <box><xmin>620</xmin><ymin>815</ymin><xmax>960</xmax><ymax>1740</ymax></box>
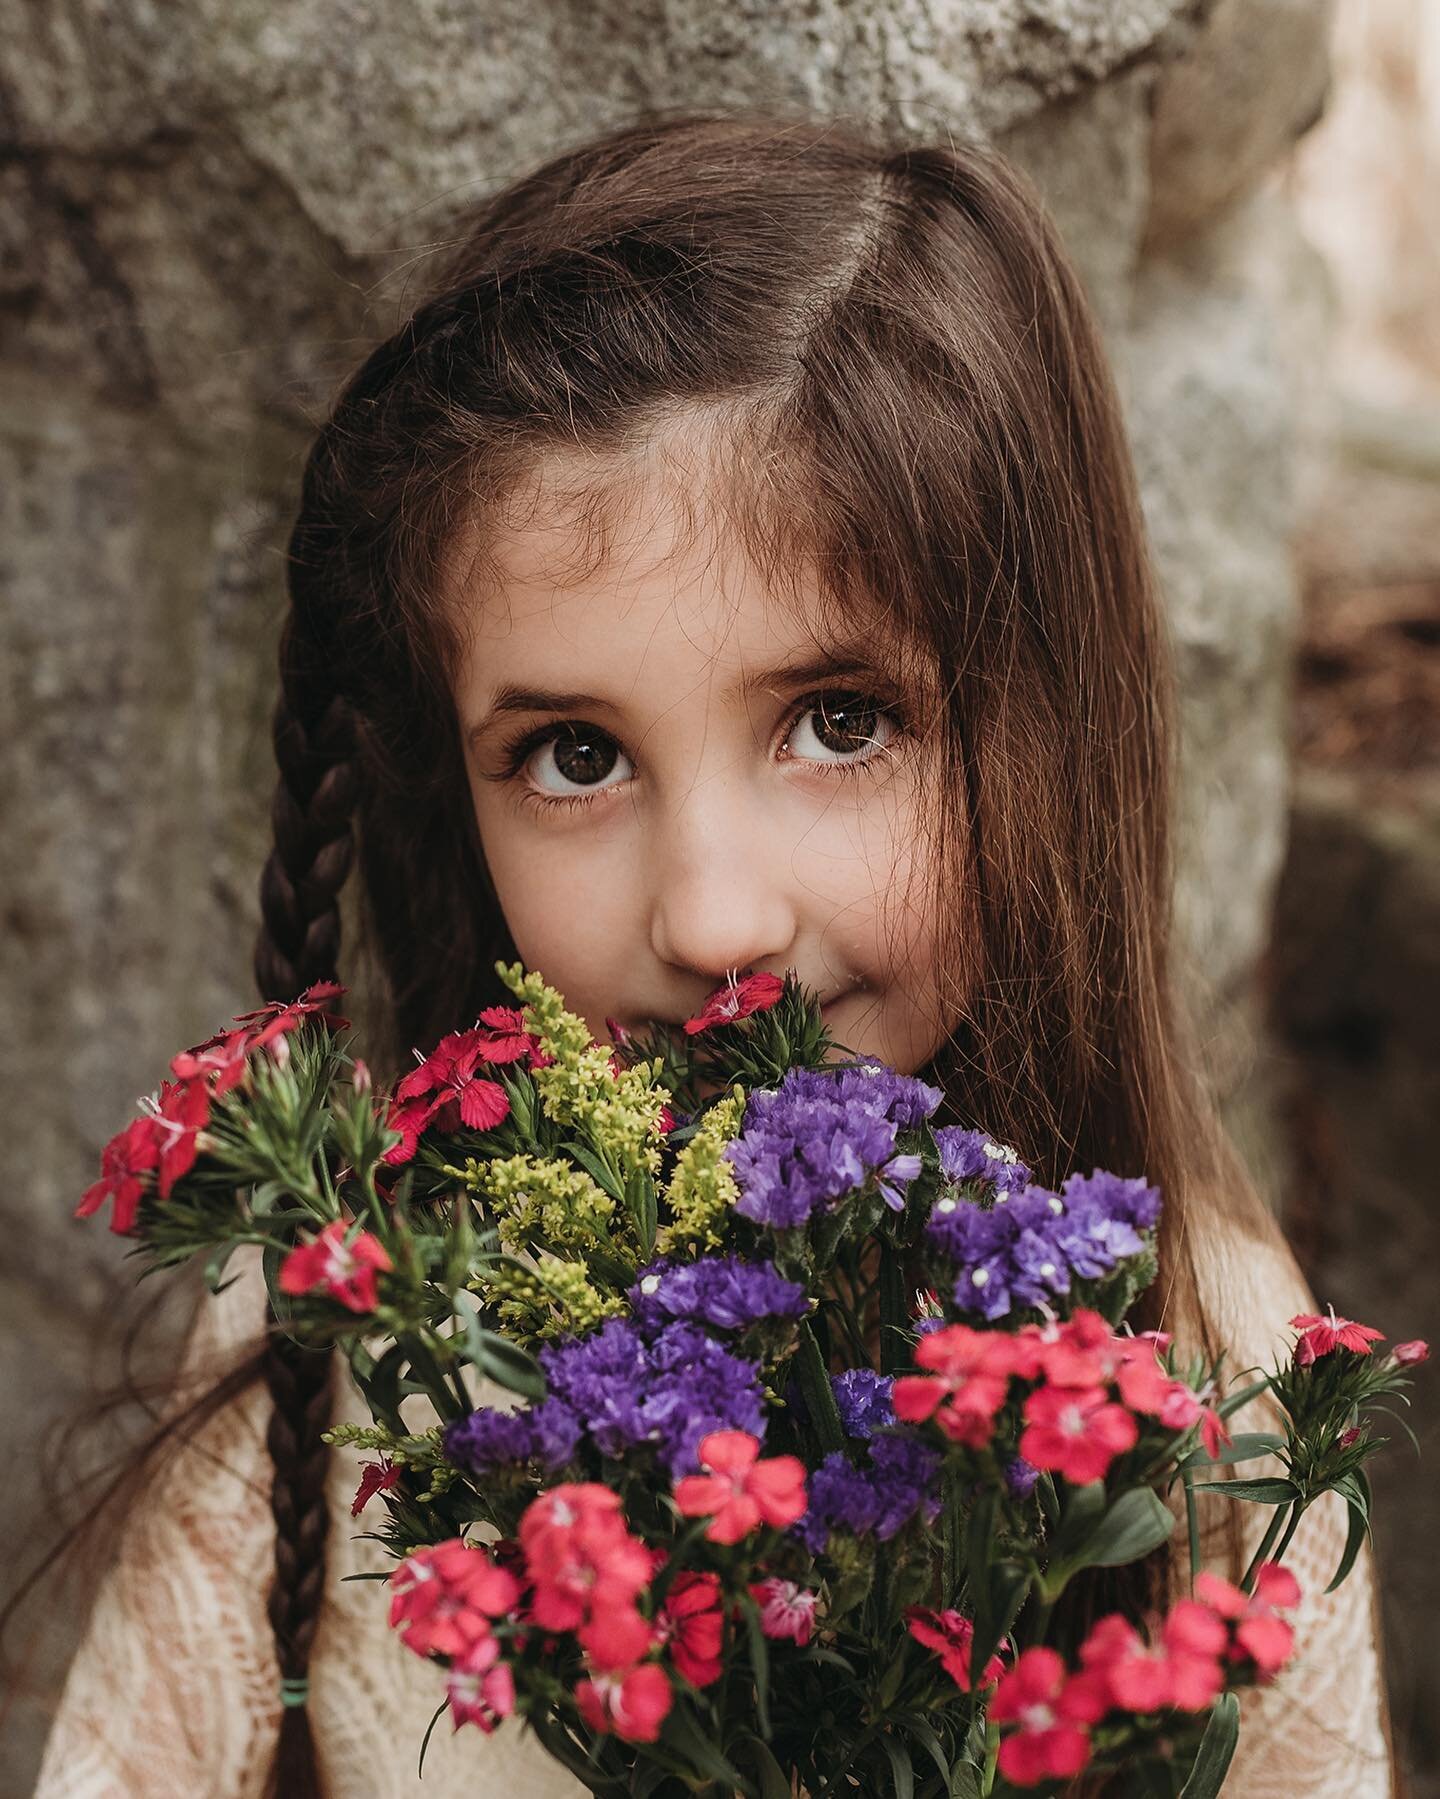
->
<box><xmin>807</xmin><ymin>777</ymin><xmax>941</xmax><ymax>982</ymax></box>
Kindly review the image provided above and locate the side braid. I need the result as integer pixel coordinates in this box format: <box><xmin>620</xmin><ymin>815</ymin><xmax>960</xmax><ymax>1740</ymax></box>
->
<box><xmin>253</xmin><ymin>603</ymin><xmax>361</xmax><ymax>1799</ymax></box>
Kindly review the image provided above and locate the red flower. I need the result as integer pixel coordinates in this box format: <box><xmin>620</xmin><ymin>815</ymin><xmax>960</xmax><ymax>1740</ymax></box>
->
<box><xmin>657</xmin><ymin>1572</ymin><xmax>724</xmax><ymax>1687</ymax></box>
<box><xmin>906</xmin><ymin>1607</ymin><xmax>1006</xmax><ymax>1692</ymax></box>
<box><xmin>673</xmin><ymin>1431</ymin><xmax>808</xmax><ymax>1545</ymax></box>
<box><xmin>280</xmin><ymin>1219</ymin><xmax>393</xmax><ymax>1313</ymax></box>
<box><xmin>750</xmin><ymin>1577</ymin><xmax>819</xmax><ymax>1647</ymax></box>
<box><xmin>519</xmin><ymin>1485</ymin><xmax>653</xmax><ymax>1636</ymax></box>
<box><xmin>351</xmin><ymin>1455</ymin><xmax>403</xmax><ymax>1518</ymax></box>
<box><xmin>75</xmin><ymin>1115</ymin><xmax>162</xmax><ymax>1235</ymax></box>
<box><xmin>1194</xmin><ymin>1562</ymin><xmax>1302</xmax><ymax>1677</ymax></box>
<box><xmin>682</xmin><ymin>972</ymin><xmax>785</xmax><ymax>1036</ymax></box>
<box><xmin>1019</xmin><ymin>1384</ymin><xmax>1139</xmax><ymax>1486</ymax></box>
<box><xmin>388</xmin><ymin>1539</ymin><xmax>521</xmax><ymax>1659</ymax></box>
<box><xmin>168</xmin><ymin>1025</ymin><xmax>254</xmax><ymax>1096</ymax></box>
<box><xmin>1289</xmin><ymin>1307</ymin><xmax>1386</xmax><ymax>1366</ymax></box>
<box><xmin>382</xmin><ymin>1026</ymin><xmax>512</xmax><ymax>1165</ymax></box>
<box><xmin>150</xmin><ymin>1076</ymin><xmax>213</xmax><ymax>1199</ymax></box>
<box><xmin>472</xmin><ymin>1004</ymin><xmax>545</xmax><ymax>1065</ymax></box>
<box><xmin>892</xmin><ymin>1323</ymin><xmax>1013</xmax><ymax>1448</ymax></box>
<box><xmin>1079</xmin><ymin>1606</ymin><xmax>1225</xmax><ymax>1713</ymax></box>
<box><xmin>575</xmin><ymin>1663</ymin><xmax>673</xmax><ymax>1743</ymax></box>
<box><xmin>446</xmin><ymin>1638</ymin><xmax>515</xmax><ymax>1734</ymax></box>
<box><xmin>230</xmin><ymin>979</ymin><xmax>351</xmax><ymax>1045</ymax></box>
<box><xmin>990</xmin><ymin>1647</ymin><xmax>1109</xmax><ymax>1785</ymax></box>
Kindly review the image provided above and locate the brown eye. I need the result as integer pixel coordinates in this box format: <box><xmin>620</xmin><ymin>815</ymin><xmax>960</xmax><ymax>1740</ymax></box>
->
<box><xmin>786</xmin><ymin>691</ymin><xmax>901</xmax><ymax>764</ymax></box>
<box><xmin>527</xmin><ymin>726</ymin><xmax>631</xmax><ymax>796</ymax></box>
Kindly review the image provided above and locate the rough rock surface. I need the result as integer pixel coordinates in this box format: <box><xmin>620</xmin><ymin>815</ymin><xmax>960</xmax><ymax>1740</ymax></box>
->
<box><xmin>1</xmin><ymin>1</ymin><xmax>1344</xmax><ymax>1787</ymax></box>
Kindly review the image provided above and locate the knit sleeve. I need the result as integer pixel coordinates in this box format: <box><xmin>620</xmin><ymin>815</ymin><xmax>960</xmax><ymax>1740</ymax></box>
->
<box><xmin>1179</xmin><ymin>1224</ymin><xmax>1396</xmax><ymax>1799</ymax></box>
<box><xmin>31</xmin><ymin>1247</ymin><xmax>583</xmax><ymax>1799</ymax></box>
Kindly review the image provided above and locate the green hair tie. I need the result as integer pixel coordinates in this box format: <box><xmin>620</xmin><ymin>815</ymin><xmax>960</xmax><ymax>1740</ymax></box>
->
<box><xmin>279</xmin><ymin>1675</ymin><xmax>310</xmax><ymax>1709</ymax></box>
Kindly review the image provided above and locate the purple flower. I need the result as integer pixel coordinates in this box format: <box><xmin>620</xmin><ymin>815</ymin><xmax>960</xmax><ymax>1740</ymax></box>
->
<box><xmin>795</xmin><ymin>1431</ymin><xmax>942</xmax><ymax>1554</ymax></box>
<box><xmin>725</xmin><ymin>1066</ymin><xmax>934</xmax><ymax>1229</ymax></box>
<box><xmin>933</xmin><ymin>1127</ymin><xmax>1032</xmax><ymax>1193</ymax></box>
<box><xmin>1005</xmin><ymin>1455</ymin><xmax>1040</xmax><ymax>1500</ymax></box>
<box><xmin>926</xmin><ymin>1166</ymin><xmax>1161</xmax><ymax>1323</ymax></box>
<box><xmin>628</xmin><ymin>1255</ymin><xmax>809</xmax><ymax>1334</ymax></box>
<box><xmin>444</xmin><ymin>1319</ymin><xmax>767</xmax><ymax>1483</ymax></box>
<box><xmin>831</xmin><ymin>1369</ymin><xmax>895</xmax><ymax>1439</ymax></box>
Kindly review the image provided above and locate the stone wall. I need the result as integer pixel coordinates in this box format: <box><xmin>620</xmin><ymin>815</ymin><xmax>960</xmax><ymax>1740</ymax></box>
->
<box><xmin>0</xmin><ymin>1</ymin><xmax>1345</xmax><ymax>1789</ymax></box>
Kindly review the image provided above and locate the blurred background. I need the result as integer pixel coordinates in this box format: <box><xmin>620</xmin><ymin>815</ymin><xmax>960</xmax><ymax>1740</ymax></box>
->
<box><xmin>0</xmin><ymin>0</ymin><xmax>1435</xmax><ymax>1792</ymax></box>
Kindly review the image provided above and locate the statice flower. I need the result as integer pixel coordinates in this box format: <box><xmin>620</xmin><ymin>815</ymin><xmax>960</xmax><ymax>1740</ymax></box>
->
<box><xmin>831</xmin><ymin>1369</ymin><xmax>895</xmax><ymax>1439</ymax></box>
<box><xmin>926</xmin><ymin>1166</ymin><xmax>1161</xmax><ymax>1323</ymax></box>
<box><xmin>442</xmin><ymin>1397</ymin><xmax>580</xmax><ymax>1477</ymax></box>
<box><xmin>725</xmin><ymin>1065</ymin><xmax>935</xmax><ymax>1229</ymax></box>
<box><xmin>628</xmin><ymin>1254</ymin><xmax>809</xmax><ymax>1334</ymax></box>
<box><xmin>933</xmin><ymin>1126</ymin><xmax>1032</xmax><ymax>1194</ymax></box>
<box><xmin>444</xmin><ymin>1319</ymin><xmax>766</xmax><ymax>1483</ymax></box>
<box><xmin>796</xmin><ymin>1431</ymin><xmax>942</xmax><ymax>1554</ymax></box>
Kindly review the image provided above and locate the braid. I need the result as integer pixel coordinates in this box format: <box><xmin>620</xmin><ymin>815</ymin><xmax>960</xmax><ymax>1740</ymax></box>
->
<box><xmin>253</xmin><ymin>566</ymin><xmax>362</xmax><ymax>1799</ymax></box>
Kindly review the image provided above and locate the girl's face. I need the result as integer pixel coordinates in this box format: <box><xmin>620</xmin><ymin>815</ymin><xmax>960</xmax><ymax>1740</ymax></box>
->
<box><xmin>449</xmin><ymin>449</ymin><xmax>955</xmax><ymax>1076</ymax></box>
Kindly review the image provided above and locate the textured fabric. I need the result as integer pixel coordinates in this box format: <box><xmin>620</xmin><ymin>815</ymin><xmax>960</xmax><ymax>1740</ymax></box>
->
<box><xmin>33</xmin><ymin>1227</ymin><xmax>1394</xmax><ymax>1797</ymax></box>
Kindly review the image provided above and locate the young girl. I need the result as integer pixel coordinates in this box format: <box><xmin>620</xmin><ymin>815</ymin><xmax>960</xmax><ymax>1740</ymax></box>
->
<box><xmin>28</xmin><ymin>110</ymin><xmax>1395</xmax><ymax>1796</ymax></box>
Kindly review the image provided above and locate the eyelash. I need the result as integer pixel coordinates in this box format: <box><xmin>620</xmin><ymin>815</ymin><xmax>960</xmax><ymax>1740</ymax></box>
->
<box><xmin>493</xmin><ymin>688</ymin><xmax>907</xmax><ymax>817</ymax></box>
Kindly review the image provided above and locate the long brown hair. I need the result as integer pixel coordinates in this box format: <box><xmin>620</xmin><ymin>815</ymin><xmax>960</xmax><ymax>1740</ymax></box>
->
<box><xmin>13</xmin><ymin>107</ymin><xmax>1282</xmax><ymax>1795</ymax></box>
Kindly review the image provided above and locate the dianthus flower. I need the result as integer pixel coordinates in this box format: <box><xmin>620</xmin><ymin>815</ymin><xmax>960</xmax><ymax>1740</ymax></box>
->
<box><xmin>1194</xmin><ymin>1562</ymin><xmax>1302</xmax><ymax>1676</ymax></box>
<box><xmin>388</xmin><ymin>1539</ymin><xmax>521</xmax><ymax>1659</ymax></box>
<box><xmin>891</xmin><ymin>1322</ymin><xmax>1015</xmax><ymax>1448</ymax></box>
<box><xmin>655</xmin><ymin>1571</ymin><xmax>724</xmax><ymax>1687</ymax></box>
<box><xmin>446</xmin><ymin>1640</ymin><xmax>515</xmax><ymax>1734</ymax></box>
<box><xmin>575</xmin><ymin>1663</ymin><xmax>673</xmax><ymax>1742</ymax></box>
<box><xmin>751</xmin><ymin>1577</ymin><xmax>819</xmax><ymax>1645</ymax></box>
<box><xmin>279</xmin><ymin>1219</ymin><xmax>393</xmax><ymax>1313</ymax></box>
<box><xmin>683</xmin><ymin>970</ymin><xmax>785</xmax><ymax>1034</ymax></box>
<box><xmin>350</xmin><ymin>1455</ymin><xmax>403</xmax><ymax>1518</ymax></box>
<box><xmin>74</xmin><ymin>1114</ymin><xmax>163</xmax><ymax>1235</ymax></box>
<box><xmin>1289</xmin><ymin>1307</ymin><xmax>1387</xmax><ymax>1366</ymax></box>
<box><xmin>1078</xmin><ymin>1606</ymin><xmax>1226</xmax><ymax>1712</ymax></box>
<box><xmin>518</xmin><ymin>1483</ymin><xmax>654</xmax><ymax>1661</ymax></box>
<box><xmin>906</xmin><ymin>1607</ymin><xmax>1006</xmax><ymax>1692</ymax></box>
<box><xmin>382</xmin><ymin>1024</ymin><xmax>513</xmax><ymax>1165</ymax></box>
<box><xmin>674</xmin><ymin>1430</ymin><xmax>808</xmax><ymax>1544</ymax></box>
<box><xmin>628</xmin><ymin>1254</ymin><xmax>809</xmax><ymax>1334</ymax></box>
<box><xmin>989</xmin><ymin>1647</ymin><xmax>1110</xmax><ymax>1785</ymax></box>
<box><xmin>724</xmin><ymin>1065</ymin><xmax>932</xmax><ymax>1228</ymax></box>
<box><xmin>1018</xmin><ymin>1383</ymin><xmax>1139</xmax><ymax>1486</ymax></box>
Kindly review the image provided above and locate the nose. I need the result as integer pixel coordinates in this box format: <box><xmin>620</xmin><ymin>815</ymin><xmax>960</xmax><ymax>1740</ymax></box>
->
<box><xmin>646</xmin><ymin>778</ymin><xmax>800</xmax><ymax>990</ymax></box>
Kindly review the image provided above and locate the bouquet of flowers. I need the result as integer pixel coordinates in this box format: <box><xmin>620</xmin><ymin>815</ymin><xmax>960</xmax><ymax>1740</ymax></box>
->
<box><xmin>78</xmin><ymin>965</ymin><xmax>1427</xmax><ymax>1797</ymax></box>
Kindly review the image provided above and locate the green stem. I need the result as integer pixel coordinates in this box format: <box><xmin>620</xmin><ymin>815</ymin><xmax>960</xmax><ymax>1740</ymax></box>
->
<box><xmin>794</xmin><ymin>1321</ymin><xmax>847</xmax><ymax>1454</ymax></box>
<box><xmin>1240</xmin><ymin>1499</ymin><xmax>1299</xmax><ymax>1591</ymax></box>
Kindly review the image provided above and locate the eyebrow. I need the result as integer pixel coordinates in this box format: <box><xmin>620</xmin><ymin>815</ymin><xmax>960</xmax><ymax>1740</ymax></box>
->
<box><xmin>465</xmin><ymin>649</ymin><xmax>888</xmax><ymax>745</ymax></box>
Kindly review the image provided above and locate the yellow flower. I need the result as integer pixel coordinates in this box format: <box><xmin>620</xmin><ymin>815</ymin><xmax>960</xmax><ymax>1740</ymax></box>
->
<box><xmin>656</xmin><ymin>1086</ymin><xmax>746</xmax><ymax>1253</ymax></box>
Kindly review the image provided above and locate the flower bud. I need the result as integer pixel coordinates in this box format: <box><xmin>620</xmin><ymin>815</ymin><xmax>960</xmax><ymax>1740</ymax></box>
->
<box><xmin>1390</xmin><ymin>1339</ymin><xmax>1429</xmax><ymax>1367</ymax></box>
<box><xmin>352</xmin><ymin>1057</ymin><xmax>373</xmax><ymax>1095</ymax></box>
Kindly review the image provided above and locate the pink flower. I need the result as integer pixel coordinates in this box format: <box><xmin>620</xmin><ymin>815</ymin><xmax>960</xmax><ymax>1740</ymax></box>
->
<box><xmin>519</xmin><ymin>1485</ymin><xmax>653</xmax><ymax>1635</ymax></box>
<box><xmin>446</xmin><ymin>1639</ymin><xmax>515</xmax><ymax>1733</ymax></box>
<box><xmin>892</xmin><ymin>1324</ymin><xmax>1013</xmax><ymax>1449</ymax></box>
<box><xmin>350</xmin><ymin>1455</ymin><xmax>403</xmax><ymax>1517</ymax></box>
<box><xmin>657</xmin><ymin>1572</ymin><xmax>725</xmax><ymax>1687</ymax></box>
<box><xmin>1019</xmin><ymin>1384</ymin><xmax>1139</xmax><ymax>1486</ymax></box>
<box><xmin>388</xmin><ymin>1540</ymin><xmax>521</xmax><ymax>1660</ymax></box>
<box><xmin>575</xmin><ymin>1663</ymin><xmax>674</xmax><ymax>1742</ymax></box>
<box><xmin>149</xmin><ymin>1076</ymin><xmax>213</xmax><ymax>1200</ymax></box>
<box><xmin>225</xmin><ymin>981</ymin><xmax>352</xmax><ymax>1065</ymax></box>
<box><xmin>1079</xmin><ymin>1605</ymin><xmax>1224</xmax><ymax>1713</ymax></box>
<box><xmin>279</xmin><ymin>1219</ymin><xmax>393</xmax><ymax>1313</ymax></box>
<box><xmin>682</xmin><ymin>972</ymin><xmax>785</xmax><ymax>1036</ymax></box>
<box><xmin>906</xmin><ymin>1607</ymin><xmax>1006</xmax><ymax>1692</ymax></box>
<box><xmin>751</xmin><ymin>1578</ymin><xmax>819</xmax><ymax>1647</ymax></box>
<box><xmin>989</xmin><ymin>1647</ymin><xmax>1109</xmax><ymax>1785</ymax></box>
<box><xmin>673</xmin><ymin>1431</ymin><xmax>807</xmax><ymax>1545</ymax></box>
<box><xmin>1194</xmin><ymin>1562</ymin><xmax>1302</xmax><ymax>1677</ymax></box>
<box><xmin>75</xmin><ymin>1115</ymin><xmax>162</xmax><ymax>1235</ymax></box>
<box><xmin>1289</xmin><ymin>1307</ymin><xmax>1386</xmax><ymax>1366</ymax></box>
<box><xmin>1390</xmin><ymin>1339</ymin><xmax>1429</xmax><ymax>1367</ymax></box>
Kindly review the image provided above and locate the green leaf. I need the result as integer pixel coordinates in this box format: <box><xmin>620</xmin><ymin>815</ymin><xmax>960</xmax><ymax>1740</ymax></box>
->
<box><xmin>416</xmin><ymin>1697</ymin><xmax>448</xmax><ymax>1780</ymax></box>
<box><xmin>1326</xmin><ymin>1494</ymin><xmax>1371</xmax><ymax>1594</ymax></box>
<box><xmin>736</xmin><ymin>1733</ymin><xmax>792</xmax><ymax>1799</ymax></box>
<box><xmin>794</xmin><ymin>1320</ymin><xmax>846</xmax><ymax>1455</ymax></box>
<box><xmin>1177</xmin><ymin>1431</ymin><xmax>1287</xmax><ymax>1471</ymax></box>
<box><xmin>563</xmin><ymin>1140</ymin><xmax>624</xmax><ymax>1202</ymax></box>
<box><xmin>659</xmin><ymin>1705</ymin><xmax>752</xmax><ymax>1793</ymax></box>
<box><xmin>453</xmin><ymin>1289</ymin><xmax>547</xmax><ymax>1400</ymax></box>
<box><xmin>203</xmin><ymin>1238</ymin><xmax>244</xmax><ymax>1295</ymax></box>
<box><xmin>1216</xmin><ymin>1374</ymin><xmax>1273</xmax><ymax>1420</ymax></box>
<box><xmin>1189</xmin><ymin>1477</ymin><xmax>1300</xmax><ymax>1505</ymax></box>
<box><xmin>1183</xmin><ymin>1471</ymin><xmax>1202</xmax><ymax>1580</ymax></box>
<box><xmin>1067</xmin><ymin>1486</ymin><xmax>1176</xmax><ymax>1572</ymax></box>
<box><xmin>902</xmin><ymin>1718</ymin><xmax>950</xmax><ymax>1792</ymax></box>
<box><xmin>880</xmin><ymin>1733</ymin><xmax>915</xmax><ymax>1799</ymax></box>
<box><xmin>738</xmin><ymin>1593</ymin><xmax>773</xmax><ymax>1739</ymax></box>
<box><xmin>1178</xmin><ymin>1693</ymin><xmax>1240</xmax><ymax>1798</ymax></box>
<box><xmin>967</xmin><ymin>1564</ymin><xmax>1028</xmax><ymax>1690</ymax></box>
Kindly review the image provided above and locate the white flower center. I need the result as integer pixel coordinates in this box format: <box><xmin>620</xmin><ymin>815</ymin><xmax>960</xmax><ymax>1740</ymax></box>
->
<box><xmin>971</xmin><ymin>1268</ymin><xmax>990</xmax><ymax>1288</ymax></box>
